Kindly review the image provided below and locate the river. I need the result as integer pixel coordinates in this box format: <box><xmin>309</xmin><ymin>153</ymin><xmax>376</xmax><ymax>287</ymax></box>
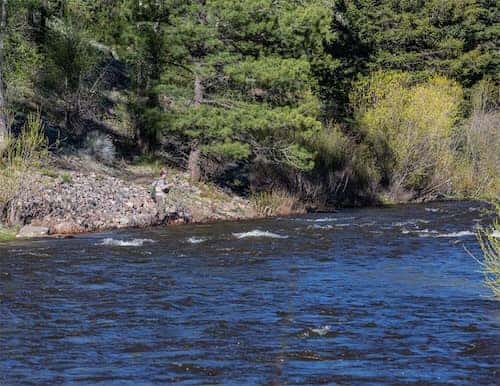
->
<box><xmin>1</xmin><ymin>201</ymin><xmax>498</xmax><ymax>385</ymax></box>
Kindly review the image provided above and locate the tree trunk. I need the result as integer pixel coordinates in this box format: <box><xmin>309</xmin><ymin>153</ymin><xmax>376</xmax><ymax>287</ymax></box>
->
<box><xmin>39</xmin><ymin>0</ymin><xmax>48</xmax><ymax>43</ymax></box>
<box><xmin>194</xmin><ymin>71</ymin><xmax>203</xmax><ymax>107</ymax></box>
<box><xmin>0</xmin><ymin>65</ymin><xmax>6</xmax><ymax>147</ymax></box>
<box><xmin>0</xmin><ymin>0</ymin><xmax>7</xmax><ymax>147</ymax></box>
<box><xmin>188</xmin><ymin>143</ymin><xmax>201</xmax><ymax>182</ymax></box>
<box><xmin>188</xmin><ymin>69</ymin><xmax>203</xmax><ymax>181</ymax></box>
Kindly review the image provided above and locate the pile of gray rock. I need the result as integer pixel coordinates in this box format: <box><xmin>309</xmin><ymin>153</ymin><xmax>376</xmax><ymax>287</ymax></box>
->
<box><xmin>9</xmin><ymin>173</ymin><xmax>160</xmax><ymax>235</ymax></box>
<box><xmin>5</xmin><ymin>170</ymin><xmax>256</xmax><ymax>238</ymax></box>
<box><xmin>159</xmin><ymin>174</ymin><xmax>255</xmax><ymax>223</ymax></box>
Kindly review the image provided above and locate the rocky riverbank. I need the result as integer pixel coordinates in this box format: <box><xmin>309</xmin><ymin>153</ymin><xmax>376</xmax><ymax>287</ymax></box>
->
<box><xmin>1</xmin><ymin>156</ymin><xmax>258</xmax><ymax>238</ymax></box>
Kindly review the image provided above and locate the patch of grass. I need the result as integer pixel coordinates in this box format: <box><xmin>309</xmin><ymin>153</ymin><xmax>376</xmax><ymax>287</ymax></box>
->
<box><xmin>0</xmin><ymin>227</ymin><xmax>17</xmax><ymax>242</ymax></box>
<box><xmin>251</xmin><ymin>190</ymin><xmax>305</xmax><ymax>217</ymax></box>
<box><xmin>131</xmin><ymin>155</ymin><xmax>164</xmax><ymax>175</ymax></box>
<box><xmin>198</xmin><ymin>181</ymin><xmax>224</xmax><ymax>201</ymax></box>
<box><xmin>60</xmin><ymin>173</ymin><xmax>73</xmax><ymax>184</ymax></box>
<box><xmin>41</xmin><ymin>168</ymin><xmax>59</xmax><ymax>179</ymax></box>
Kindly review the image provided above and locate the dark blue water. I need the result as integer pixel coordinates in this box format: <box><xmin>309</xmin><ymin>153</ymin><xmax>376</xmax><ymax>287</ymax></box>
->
<box><xmin>1</xmin><ymin>201</ymin><xmax>499</xmax><ymax>385</ymax></box>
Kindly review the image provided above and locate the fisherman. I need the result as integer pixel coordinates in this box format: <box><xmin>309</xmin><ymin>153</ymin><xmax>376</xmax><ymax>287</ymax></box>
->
<box><xmin>151</xmin><ymin>169</ymin><xmax>170</xmax><ymax>202</ymax></box>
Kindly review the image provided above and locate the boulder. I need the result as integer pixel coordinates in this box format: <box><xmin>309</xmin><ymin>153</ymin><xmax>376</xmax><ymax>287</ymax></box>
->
<box><xmin>50</xmin><ymin>221</ymin><xmax>84</xmax><ymax>235</ymax></box>
<box><xmin>17</xmin><ymin>225</ymin><xmax>50</xmax><ymax>239</ymax></box>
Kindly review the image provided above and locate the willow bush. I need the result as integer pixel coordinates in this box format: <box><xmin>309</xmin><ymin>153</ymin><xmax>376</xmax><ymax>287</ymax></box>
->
<box><xmin>351</xmin><ymin>71</ymin><xmax>463</xmax><ymax>201</ymax></box>
<box><xmin>451</xmin><ymin>78</ymin><xmax>499</xmax><ymax>200</ymax></box>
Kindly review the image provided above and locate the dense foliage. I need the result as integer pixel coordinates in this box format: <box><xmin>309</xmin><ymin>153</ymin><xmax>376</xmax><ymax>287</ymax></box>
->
<box><xmin>0</xmin><ymin>0</ymin><xmax>498</xmax><ymax>205</ymax></box>
<box><xmin>478</xmin><ymin>203</ymin><xmax>500</xmax><ymax>298</ymax></box>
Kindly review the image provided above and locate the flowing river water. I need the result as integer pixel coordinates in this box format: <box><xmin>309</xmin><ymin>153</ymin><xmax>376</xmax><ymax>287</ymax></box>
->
<box><xmin>1</xmin><ymin>201</ymin><xmax>499</xmax><ymax>385</ymax></box>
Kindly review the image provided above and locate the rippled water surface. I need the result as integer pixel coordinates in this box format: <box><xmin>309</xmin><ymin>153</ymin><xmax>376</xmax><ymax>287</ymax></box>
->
<box><xmin>1</xmin><ymin>201</ymin><xmax>499</xmax><ymax>385</ymax></box>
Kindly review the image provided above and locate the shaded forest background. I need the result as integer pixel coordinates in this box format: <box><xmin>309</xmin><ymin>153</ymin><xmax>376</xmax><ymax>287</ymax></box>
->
<box><xmin>0</xmin><ymin>0</ymin><xmax>498</xmax><ymax>207</ymax></box>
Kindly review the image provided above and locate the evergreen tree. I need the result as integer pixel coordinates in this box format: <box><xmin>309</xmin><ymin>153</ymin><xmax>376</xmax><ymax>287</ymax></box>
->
<box><xmin>0</xmin><ymin>0</ymin><xmax>42</xmax><ymax>141</ymax></box>
<box><xmin>155</xmin><ymin>0</ymin><xmax>333</xmax><ymax>180</ymax></box>
<box><xmin>0</xmin><ymin>0</ymin><xmax>7</xmax><ymax>145</ymax></box>
<box><xmin>327</xmin><ymin>0</ymin><xmax>499</xmax><ymax>117</ymax></box>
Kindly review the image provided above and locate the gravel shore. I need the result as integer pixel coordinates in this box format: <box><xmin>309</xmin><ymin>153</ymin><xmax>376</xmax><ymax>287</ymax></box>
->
<box><xmin>2</xmin><ymin>159</ymin><xmax>257</xmax><ymax>237</ymax></box>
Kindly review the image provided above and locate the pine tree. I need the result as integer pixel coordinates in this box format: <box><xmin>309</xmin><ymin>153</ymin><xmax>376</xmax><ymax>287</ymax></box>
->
<box><xmin>155</xmin><ymin>0</ymin><xmax>334</xmax><ymax>180</ymax></box>
<box><xmin>0</xmin><ymin>0</ymin><xmax>8</xmax><ymax>145</ymax></box>
<box><xmin>327</xmin><ymin>0</ymin><xmax>499</xmax><ymax>118</ymax></box>
<box><xmin>0</xmin><ymin>0</ymin><xmax>43</xmax><ymax>144</ymax></box>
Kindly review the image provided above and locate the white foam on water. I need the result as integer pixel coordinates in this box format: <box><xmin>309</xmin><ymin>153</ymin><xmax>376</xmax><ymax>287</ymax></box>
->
<box><xmin>393</xmin><ymin>219</ymin><xmax>430</xmax><ymax>227</ymax></box>
<box><xmin>217</xmin><ymin>247</ymin><xmax>235</xmax><ymax>252</ymax></box>
<box><xmin>491</xmin><ymin>231</ymin><xmax>500</xmax><ymax>238</ymax></box>
<box><xmin>232</xmin><ymin>230</ymin><xmax>289</xmax><ymax>239</ymax></box>
<box><xmin>308</xmin><ymin>224</ymin><xmax>334</xmax><ymax>230</ymax></box>
<box><xmin>9</xmin><ymin>247</ymin><xmax>51</xmax><ymax>256</ymax></box>
<box><xmin>97</xmin><ymin>238</ymin><xmax>155</xmax><ymax>247</ymax></box>
<box><xmin>425</xmin><ymin>208</ymin><xmax>441</xmax><ymax>213</ymax></box>
<box><xmin>306</xmin><ymin>216</ymin><xmax>354</xmax><ymax>223</ymax></box>
<box><xmin>416</xmin><ymin>229</ymin><xmax>439</xmax><ymax>235</ymax></box>
<box><xmin>307</xmin><ymin>217</ymin><xmax>336</xmax><ymax>223</ymax></box>
<box><xmin>311</xmin><ymin>325</ymin><xmax>331</xmax><ymax>336</ymax></box>
<box><xmin>187</xmin><ymin>236</ymin><xmax>207</xmax><ymax>244</ymax></box>
<box><xmin>401</xmin><ymin>229</ymin><xmax>439</xmax><ymax>237</ymax></box>
<box><xmin>435</xmin><ymin>231</ymin><xmax>475</xmax><ymax>238</ymax></box>
<box><xmin>402</xmin><ymin>228</ymin><xmax>475</xmax><ymax>238</ymax></box>
<box><xmin>26</xmin><ymin>252</ymin><xmax>51</xmax><ymax>258</ymax></box>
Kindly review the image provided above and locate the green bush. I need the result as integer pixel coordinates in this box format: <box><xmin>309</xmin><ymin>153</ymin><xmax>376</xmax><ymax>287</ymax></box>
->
<box><xmin>478</xmin><ymin>204</ymin><xmax>500</xmax><ymax>298</ymax></box>
<box><xmin>0</xmin><ymin>227</ymin><xmax>17</xmax><ymax>242</ymax></box>
<box><xmin>60</xmin><ymin>173</ymin><xmax>73</xmax><ymax>184</ymax></box>
<box><xmin>0</xmin><ymin>113</ymin><xmax>48</xmax><ymax>223</ymax></box>
<box><xmin>306</xmin><ymin>124</ymin><xmax>380</xmax><ymax>205</ymax></box>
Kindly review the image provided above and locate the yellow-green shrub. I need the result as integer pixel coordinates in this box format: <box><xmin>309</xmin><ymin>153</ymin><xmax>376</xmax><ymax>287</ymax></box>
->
<box><xmin>352</xmin><ymin>71</ymin><xmax>463</xmax><ymax>200</ymax></box>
